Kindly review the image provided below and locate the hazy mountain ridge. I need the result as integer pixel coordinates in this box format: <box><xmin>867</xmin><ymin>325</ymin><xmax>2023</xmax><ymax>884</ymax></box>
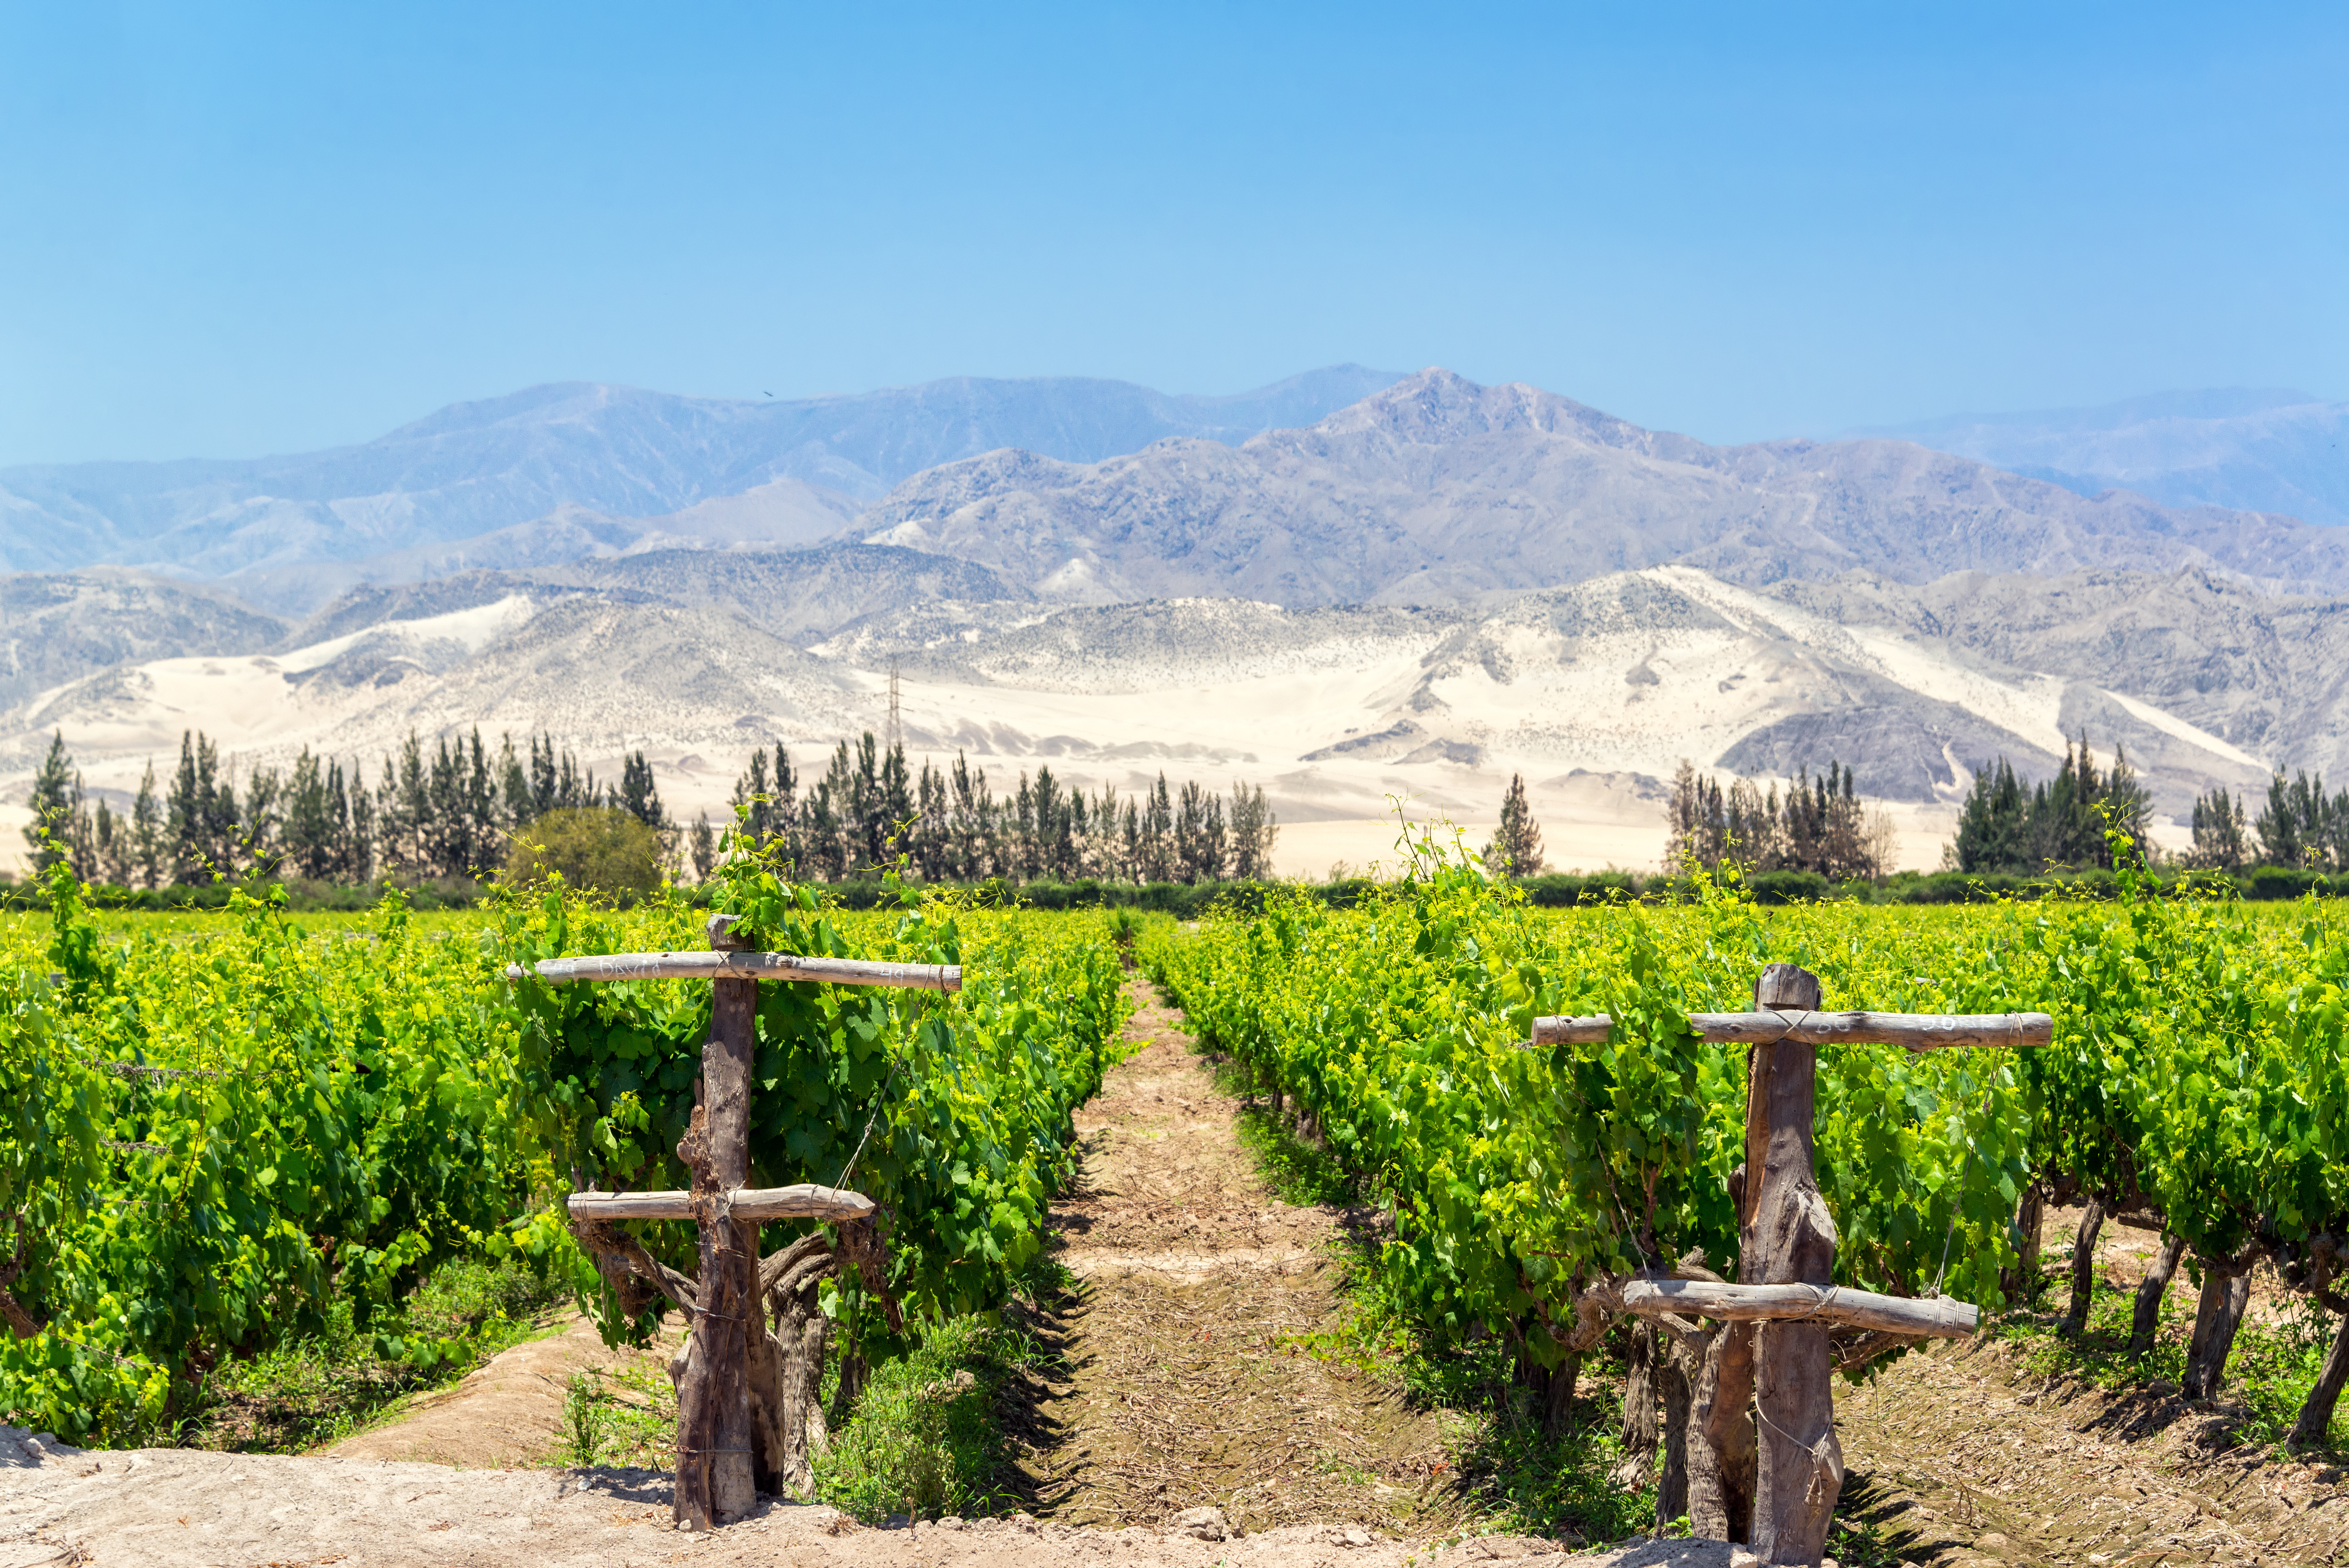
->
<box><xmin>863</xmin><ymin>370</ymin><xmax>2349</xmax><ymax>605</ymax></box>
<box><xmin>0</xmin><ymin>571</ymin><xmax>291</xmax><ymax>712</ymax></box>
<box><xmin>1866</xmin><ymin>387</ymin><xmax>2349</xmax><ymax>527</ymax></box>
<box><xmin>0</xmin><ymin>366</ymin><xmax>1405</xmax><ymax>581</ymax></box>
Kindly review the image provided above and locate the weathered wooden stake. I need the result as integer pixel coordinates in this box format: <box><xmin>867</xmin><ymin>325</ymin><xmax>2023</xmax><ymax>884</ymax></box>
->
<box><xmin>1744</xmin><ymin>962</ymin><xmax>1842</xmax><ymax>1566</ymax></box>
<box><xmin>1688</xmin><ymin>1319</ymin><xmax>1756</xmax><ymax>1544</ymax></box>
<box><xmin>674</xmin><ymin>914</ymin><xmax>761</xmax><ymax>1530</ymax></box>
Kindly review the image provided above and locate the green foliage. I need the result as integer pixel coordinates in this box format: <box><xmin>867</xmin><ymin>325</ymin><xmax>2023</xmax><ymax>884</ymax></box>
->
<box><xmin>563</xmin><ymin>1370</ymin><xmax>608</xmax><ymax>1466</ymax></box>
<box><xmin>0</xmin><ymin>877</ymin><xmax>540</xmax><ymax>1443</ymax></box>
<box><xmin>504</xmin><ymin>806</ymin><xmax>664</xmax><ymax>894</ymax></box>
<box><xmin>1148</xmin><ymin>831</ymin><xmax>2048</xmax><ymax>1378</ymax></box>
<box><xmin>186</xmin><ymin>1254</ymin><xmax>570</xmax><ymax>1453</ymax></box>
<box><xmin>1951</xmin><ymin>731</ymin><xmax>2153</xmax><ymax>874</ymax></box>
<box><xmin>1154</xmin><ymin>825</ymin><xmax>2349</xmax><ymax>1454</ymax></box>
<box><xmin>816</xmin><ymin>1311</ymin><xmax>1039</xmax><ymax>1522</ymax></box>
<box><xmin>0</xmin><ymin>847</ymin><xmax>1121</xmax><ymax>1450</ymax></box>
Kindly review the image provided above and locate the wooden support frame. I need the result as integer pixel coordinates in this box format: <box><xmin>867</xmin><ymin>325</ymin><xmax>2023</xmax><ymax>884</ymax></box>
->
<box><xmin>1558</xmin><ymin>964</ymin><xmax>2047</xmax><ymax>1566</ymax></box>
<box><xmin>512</xmin><ymin>915</ymin><xmax>948</xmax><ymax>1531</ymax></box>
<box><xmin>1621</xmin><ymin>1278</ymin><xmax>1977</xmax><ymax>1338</ymax></box>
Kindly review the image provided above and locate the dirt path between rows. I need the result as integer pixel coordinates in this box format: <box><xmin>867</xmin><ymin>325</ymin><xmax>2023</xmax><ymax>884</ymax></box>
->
<box><xmin>1005</xmin><ymin>977</ymin><xmax>1450</xmax><ymax>1534</ymax></box>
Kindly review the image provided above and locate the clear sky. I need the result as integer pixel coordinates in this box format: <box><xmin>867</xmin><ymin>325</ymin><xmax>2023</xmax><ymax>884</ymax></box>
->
<box><xmin>3</xmin><ymin>2</ymin><xmax>2344</xmax><ymax>465</ymax></box>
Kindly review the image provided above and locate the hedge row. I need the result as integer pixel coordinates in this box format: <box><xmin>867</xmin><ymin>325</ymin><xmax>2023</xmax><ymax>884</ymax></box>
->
<box><xmin>7</xmin><ymin>864</ymin><xmax>2342</xmax><ymax>917</ymax></box>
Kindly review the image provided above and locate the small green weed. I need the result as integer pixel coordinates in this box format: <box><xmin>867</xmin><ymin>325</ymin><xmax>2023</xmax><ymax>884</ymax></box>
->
<box><xmin>1214</xmin><ymin>1076</ymin><xmax>1360</xmax><ymax>1207</ymax></box>
<box><xmin>813</xmin><ymin>1310</ymin><xmax>1052</xmax><ymax>1522</ymax></box>
<box><xmin>558</xmin><ymin>1353</ymin><xmax>679</xmax><ymax>1468</ymax></box>
<box><xmin>563</xmin><ymin>1371</ymin><xmax>609</xmax><ymax>1466</ymax></box>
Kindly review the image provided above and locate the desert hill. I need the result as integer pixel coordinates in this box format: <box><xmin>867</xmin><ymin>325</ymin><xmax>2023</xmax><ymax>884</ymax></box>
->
<box><xmin>1</xmin><ymin>542</ymin><xmax>2322</xmax><ymax>878</ymax></box>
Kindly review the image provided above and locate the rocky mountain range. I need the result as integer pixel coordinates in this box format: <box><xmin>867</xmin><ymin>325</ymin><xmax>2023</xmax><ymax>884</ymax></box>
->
<box><xmin>3</xmin><ymin>365</ymin><xmax>2344</xmax><ymax>873</ymax></box>
<box><xmin>862</xmin><ymin>371</ymin><xmax>2349</xmax><ymax>604</ymax></box>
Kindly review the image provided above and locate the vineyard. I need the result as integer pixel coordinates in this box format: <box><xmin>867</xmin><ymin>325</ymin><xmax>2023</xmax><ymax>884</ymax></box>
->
<box><xmin>2</xmin><ymin>834</ymin><xmax>2347</xmax><ymax>1563</ymax></box>
<box><xmin>0</xmin><ymin>851</ymin><xmax>1124</xmax><ymax>1456</ymax></box>
<box><xmin>1147</xmin><ymin>829</ymin><xmax>2349</xmax><ymax>1525</ymax></box>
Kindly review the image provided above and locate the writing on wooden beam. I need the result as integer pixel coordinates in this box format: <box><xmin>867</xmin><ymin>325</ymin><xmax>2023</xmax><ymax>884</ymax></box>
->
<box><xmin>504</xmin><ymin>950</ymin><xmax>962</xmax><ymax>992</ymax></box>
<box><xmin>1527</xmin><ymin>1009</ymin><xmax>2052</xmax><ymax>1052</ymax></box>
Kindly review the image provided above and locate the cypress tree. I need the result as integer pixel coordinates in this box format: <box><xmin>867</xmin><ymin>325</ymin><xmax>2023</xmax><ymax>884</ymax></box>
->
<box><xmin>131</xmin><ymin>762</ymin><xmax>161</xmax><ymax>890</ymax></box>
<box><xmin>24</xmin><ymin>732</ymin><xmax>78</xmax><ymax>871</ymax></box>
<box><xmin>1486</xmin><ymin>773</ymin><xmax>1546</xmax><ymax>878</ymax></box>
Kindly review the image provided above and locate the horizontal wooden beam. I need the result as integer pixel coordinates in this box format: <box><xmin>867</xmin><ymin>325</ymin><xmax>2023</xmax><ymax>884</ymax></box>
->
<box><xmin>1621</xmin><ymin>1278</ymin><xmax>1978</xmax><ymax>1338</ymax></box>
<box><xmin>1528</xmin><ymin>1009</ymin><xmax>2051</xmax><ymax>1051</ymax></box>
<box><xmin>568</xmin><ymin>1183</ymin><xmax>876</xmax><ymax>1223</ymax></box>
<box><xmin>506</xmin><ymin>951</ymin><xmax>961</xmax><ymax>992</ymax></box>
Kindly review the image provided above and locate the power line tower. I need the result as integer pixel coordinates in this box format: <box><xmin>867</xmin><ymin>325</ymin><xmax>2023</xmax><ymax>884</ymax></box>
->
<box><xmin>886</xmin><ymin>658</ymin><xmax>902</xmax><ymax>752</ymax></box>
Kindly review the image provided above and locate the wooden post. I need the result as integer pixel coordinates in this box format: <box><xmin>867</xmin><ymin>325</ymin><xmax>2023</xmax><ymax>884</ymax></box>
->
<box><xmin>1744</xmin><ymin>962</ymin><xmax>1842</xmax><ymax>1566</ymax></box>
<box><xmin>674</xmin><ymin>914</ymin><xmax>760</xmax><ymax>1529</ymax></box>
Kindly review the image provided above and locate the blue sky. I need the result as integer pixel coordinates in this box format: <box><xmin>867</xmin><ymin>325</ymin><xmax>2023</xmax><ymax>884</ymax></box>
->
<box><xmin>3</xmin><ymin>2</ymin><xmax>2344</xmax><ymax>465</ymax></box>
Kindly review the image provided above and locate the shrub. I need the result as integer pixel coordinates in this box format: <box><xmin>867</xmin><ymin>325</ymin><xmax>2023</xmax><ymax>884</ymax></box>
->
<box><xmin>503</xmin><ymin>807</ymin><xmax>662</xmax><ymax>894</ymax></box>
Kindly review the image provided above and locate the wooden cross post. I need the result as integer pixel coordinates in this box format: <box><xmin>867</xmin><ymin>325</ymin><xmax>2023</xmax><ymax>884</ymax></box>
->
<box><xmin>1534</xmin><ymin>964</ymin><xmax>2050</xmax><ymax>1567</ymax></box>
<box><xmin>507</xmin><ymin>916</ymin><xmax>961</xmax><ymax>1531</ymax></box>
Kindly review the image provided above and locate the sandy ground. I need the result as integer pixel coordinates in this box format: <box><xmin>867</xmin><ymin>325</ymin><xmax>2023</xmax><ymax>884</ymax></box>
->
<box><xmin>1817</xmin><ymin>1201</ymin><xmax>2349</xmax><ymax>1567</ymax></box>
<box><xmin>1835</xmin><ymin>1336</ymin><xmax>2349</xmax><ymax>1568</ymax></box>
<box><xmin>323</xmin><ymin>1315</ymin><xmax>667</xmax><ymax>1470</ymax></box>
<box><xmin>0</xmin><ymin>1425</ymin><xmax>1731</xmax><ymax>1568</ymax></box>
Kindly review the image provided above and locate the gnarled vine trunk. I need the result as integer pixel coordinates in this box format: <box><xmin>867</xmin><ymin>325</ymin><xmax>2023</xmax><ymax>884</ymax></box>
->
<box><xmin>569</xmin><ymin>1211</ymin><xmax>901</xmax><ymax>1505</ymax></box>
<box><xmin>2061</xmin><ymin>1195</ymin><xmax>2106</xmax><ymax>1336</ymax></box>
<box><xmin>1542</xmin><ymin>1351</ymin><xmax>1579</xmax><ymax>1437</ymax></box>
<box><xmin>1612</xmin><ymin>1322</ymin><xmax>1660</xmax><ymax>1489</ymax></box>
<box><xmin>2183</xmin><ymin>1266</ymin><xmax>2253</xmax><ymax>1400</ymax></box>
<box><xmin>2000</xmin><ymin>1183</ymin><xmax>2045</xmax><ymax>1304</ymax></box>
<box><xmin>2130</xmin><ymin>1233</ymin><xmax>2188</xmax><ymax>1358</ymax></box>
<box><xmin>1687</xmin><ymin>1322</ymin><xmax>1756</xmax><ymax>1545</ymax></box>
<box><xmin>1657</xmin><ymin>1338</ymin><xmax>1695</xmax><ymax>1527</ymax></box>
<box><xmin>2289</xmin><ymin>1305</ymin><xmax>2349</xmax><ymax>1450</ymax></box>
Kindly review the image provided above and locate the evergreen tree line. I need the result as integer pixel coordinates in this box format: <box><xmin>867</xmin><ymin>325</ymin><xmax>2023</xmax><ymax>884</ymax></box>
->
<box><xmin>2182</xmin><ymin>768</ymin><xmax>2349</xmax><ymax>872</ymax></box>
<box><xmin>1666</xmin><ymin>758</ymin><xmax>1889</xmax><ymax>880</ymax></box>
<box><xmin>692</xmin><ymin>734</ymin><xmax>1277</xmax><ymax>886</ymax></box>
<box><xmin>1946</xmin><ymin>732</ymin><xmax>2155</xmax><ymax>875</ymax></box>
<box><xmin>23</xmin><ymin>729</ymin><xmax>669</xmax><ymax>887</ymax></box>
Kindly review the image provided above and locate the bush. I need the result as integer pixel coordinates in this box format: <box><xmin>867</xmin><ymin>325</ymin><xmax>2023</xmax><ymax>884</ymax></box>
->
<box><xmin>503</xmin><ymin>807</ymin><xmax>663</xmax><ymax>894</ymax></box>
